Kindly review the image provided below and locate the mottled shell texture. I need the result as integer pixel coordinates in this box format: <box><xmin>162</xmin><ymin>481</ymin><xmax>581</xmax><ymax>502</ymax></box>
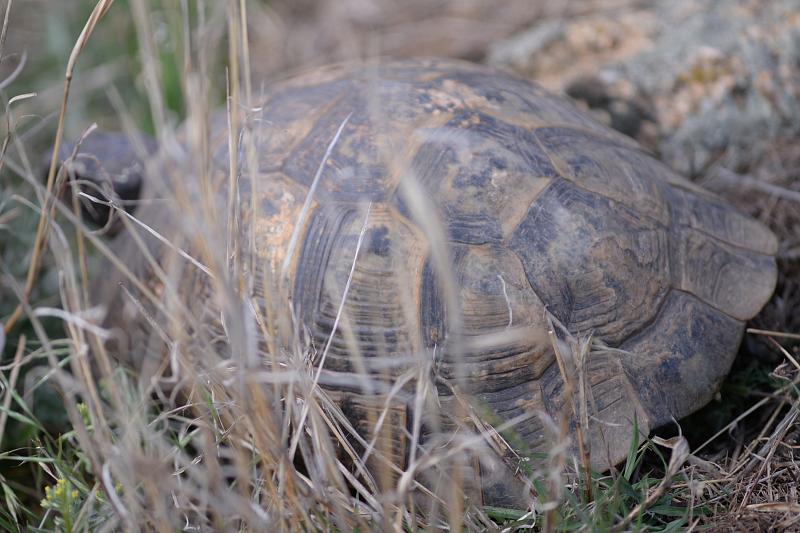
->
<box><xmin>104</xmin><ymin>59</ymin><xmax>778</xmax><ymax>503</ymax></box>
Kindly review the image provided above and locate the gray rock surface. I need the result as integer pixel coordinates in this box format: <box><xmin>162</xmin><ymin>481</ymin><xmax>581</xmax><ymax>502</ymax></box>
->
<box><xmin>489</xmin><ymin>0</ymin><xmax>800</xmax><ymax>178</ymax></box>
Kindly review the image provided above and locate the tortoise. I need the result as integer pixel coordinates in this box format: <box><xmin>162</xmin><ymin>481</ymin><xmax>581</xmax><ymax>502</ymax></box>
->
<box><xmin>55</xmin><ymin>58</ymin><xmax>777</xmax><ymax>505</ymax></box>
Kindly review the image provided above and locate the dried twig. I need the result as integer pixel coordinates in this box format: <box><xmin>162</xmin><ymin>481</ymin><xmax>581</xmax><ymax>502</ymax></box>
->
<box><xmin>706</xmin><ymin>166</ymin><xmax>800</xmax><ymax>204</ymax></box>
<box><xmin>747</xmin><ymin>328</ymin><xmax>800</xmax><ymax>342</ymax></box>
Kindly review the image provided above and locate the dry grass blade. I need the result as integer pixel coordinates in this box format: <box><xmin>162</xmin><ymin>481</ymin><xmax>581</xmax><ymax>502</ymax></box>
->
<box><xmin>738</xmin><ymin>403</ymin><xmax>799</xmax><ymax>508</ymax></box>
<box><xmin>5</xmin><ymin>271</ymin><xmax>115</xmax><ymax>518</ymax></box>
<box><xmin>547</xmin><ymin>314</ymin><xmax>592</xmax><ymax>501</ymax></box>
<box><xmin>747</xmin><ymin>328</ymin><xmax>800</xmax><ymax>342</ymax></box>
<box><xmin>575</xmin><ymin>336</ymin><xmax>593</xmax><ymax>502</ymax></box>
<box><xmin>746</xmin><ymin>502</ymin><xmax>800</xmax><ymax>513</ymax></box>
<box><xmin>0</xmin><ymin>334</ymin><xmax>24</xmax><ymax>442</ymax></box>
<box><xmin>0</xmin><ymin>92</ymin><xmax>36</xmax><ymax>178</ymax></box>
<box><xmin>695</xmin><ymin>370</ymin><xmax>800</xmax><ymax>455</ymax></box>
<box><xmin>66</xmin><ymin>125</ymin><xmax>98</xmax><ymax>334</ymax></box>
<box><xmin>129</xmin><ymin>0</ymin><xmax>165</xmax><ymax>135</ymax></box>
<box><xmin>0</xmin><ymin>0</ymin><xmax>12</xmax><ymax>57</ymax></box>
<box><xmin>3</xmin><ymin>0</ymin><xmax>115</xmax><ymax>334</ymax></box>
<box><xmin>4</xmin><ymin>3</ymin><xmax>797</xmax><ymax>530</ymax></box>
<box><xmin>225</xmin><ymin>0</ymin><xmax>245</xmax><ymax>290</ymax></box>
<box><xmin>765</xmin><ymin>335</ymin><xmax>800</xmax><ymax>372</ymax></box>
<box><xmin>32</xmin><ymin>307</ymin><xmax>110</xmax><ymax>340</ymax></box>
<box><xmin>0</xmin><ymin>51</ymin><xmax>27</xmax><ymax>92</ymax></box>
<box><xmin>77</xmin><ymin>191</ymin><xmax>214</xmax><ymax>277</ymax></box>
<box><xmin>545</xmin><ymin>322</ymin><xmax>569</xmax><ymax>533</ymax></box>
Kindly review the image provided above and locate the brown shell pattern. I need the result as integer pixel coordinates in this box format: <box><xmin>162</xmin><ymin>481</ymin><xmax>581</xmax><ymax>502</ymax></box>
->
<box><xmin>113</xmin><ymin>59</ymin><xmax>778</xmax><ymax>506</ymax></box>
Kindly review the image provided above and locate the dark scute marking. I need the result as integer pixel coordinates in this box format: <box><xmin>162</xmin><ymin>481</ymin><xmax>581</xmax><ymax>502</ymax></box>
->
<box><xmin>367</xmin><ymin>226</ymin><xmax>391</xmax><ymax>256</ymax></box>
<box><xmin>510</xmin><ymin>179</ymin><xmax>670</xmax><ymax>344</ymax></box>
<box><xmin>282</xmin><ymin>95</ymin><xmax>389</xmax><ymax>202</ymax></box>
<box><xmin>260</xmin><ymin>195</ymin><xmax>280</xmax><ymax>217</ymax></box>
<box><xmin>295</xmin><ymin>206</ymin><xmax>422</xmax><ymax>375</ymax></box>
<box><xmin>261</xmin><ymin>78</ymin><xmax>352</xmax><ymax>124</ymax></box>
<box><xmin>535</xmin><ymin>124</ymin><xmax>635</xmax><ymax>155</ymax></box>
<box><xmin>539</xmin><ymin>361</ymin><xmax>571</xmax><ymax>429</ymax></box>
<box><xmin>619</xmin><ymin>290</ymin><xmax>743</xmax><ymax>427</ymax></box>
<box><xmin>454</xmin><ymin>162</ymin><xmax>491</xmax><ymax>188</ymax></box>
<box><xmin>534</xmin><ymin>126</ymin><xmax>670</xmax><ymax>224</ymax></box>
<box><xmin>669</xmin><ymin>187</ymin><xmax>778</xmax><ymax>256</ymax></box>
<box><xmin>340</xmin><ymin>395</ymin><xmax>360</xmax><ymax>432</ymax></box>
<box><xmin>408</xmin><ymin>141</ymin><xmax>459</xmax><ymax>193</ymax></box>
<box><xmin>433</xmin><ymin>241</ymin><xmax>557</xmax><ymax>407</ymax></box>
<box><xmin>336</xmin><ymin>392</ymin><xmax>409</xmax><ymax>472</ymax></box>
<box><xmin>461</xmin><ymin>113</ymin><xmax>560</xmax><ymax>177</ymax></box>
<box><xmin>669</xmin><ymin>225</ymin><xmax>777</xmax><ymax>321</ymax></box>
<box><xmin>445</xmin><ymin>212</ymin><xmax>504</xmax><ymax>245</ymax></box>
<box><xmin>293</xmin><ymin>204</ymin><xmax>356</xmax><ymax>342</ymax></box>
<box><xmin>566</xmin><ymin>154</ymin><xmax>595</xmax><ymax>175</ymax></box>
<box><xmin>451</xmin><ymin>359</ymin><xmax>541</xmax><ymax>394</ymax></box>
<box><xmin>312</xmin><ymin>325</ymin><xmax>408</xmax><ymax>362</ymax></box>
<box><xmin>507</xmin><ymin>181</ymin><xmax>573</xmax><ymax>325</ymax></box>
<box><xmin>396</xmin><ymin>111</ymin><xmax>557</xmax><ymax>244</ymax></box>
<box><xmin>473</xmin><ymin>382</ymin><xmax>547</xmax><ymax>442</ymax></box>
<box><xmin>283</xmin><ymin>76</ymin><xmax>484</xmax><ymax>202</ymax></box>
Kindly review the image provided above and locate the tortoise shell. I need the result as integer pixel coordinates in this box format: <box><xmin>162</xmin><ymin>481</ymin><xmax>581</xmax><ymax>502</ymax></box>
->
<box><xmin>80</xmin><ymin>59</ymin><xmax>777</xmax><ymax>505</ymax></box>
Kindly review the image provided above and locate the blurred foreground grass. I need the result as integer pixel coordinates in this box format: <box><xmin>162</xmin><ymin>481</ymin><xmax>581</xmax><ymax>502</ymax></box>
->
<box><xmin>0</xmin><ymin>1</ymin><xmax>798</xmax><ymax>531</ymax></box>
<box><xmin>0</xmin><ymin>1</ymin><xmax>191</xmax><ymax>528</ymax></box>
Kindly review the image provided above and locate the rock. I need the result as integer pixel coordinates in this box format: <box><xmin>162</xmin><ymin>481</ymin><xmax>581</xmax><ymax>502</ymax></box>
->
<box><xmin>489</xmin><ymin>0</ymin><xmax>800</xmax><ymax>178</ymax></box>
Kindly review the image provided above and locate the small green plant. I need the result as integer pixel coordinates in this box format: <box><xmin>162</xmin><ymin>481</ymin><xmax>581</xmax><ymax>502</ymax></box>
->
<box><xmin>40</xmin><ymin>477</ymin><xmax>82</xmax><ymax>532</ymax></box>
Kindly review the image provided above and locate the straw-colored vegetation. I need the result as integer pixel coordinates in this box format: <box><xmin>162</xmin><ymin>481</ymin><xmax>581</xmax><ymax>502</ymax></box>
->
<box><xmin>1</xmin><ymin>1</ymin><xmax>798</xmax><ymax>531</ymax></box>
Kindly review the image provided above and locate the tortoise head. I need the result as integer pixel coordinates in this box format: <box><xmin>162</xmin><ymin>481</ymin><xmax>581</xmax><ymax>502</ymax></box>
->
<box><xmin>44</xmin><ymin>131</ymin><xmax>158</xmax><ymax>233</ymax></box>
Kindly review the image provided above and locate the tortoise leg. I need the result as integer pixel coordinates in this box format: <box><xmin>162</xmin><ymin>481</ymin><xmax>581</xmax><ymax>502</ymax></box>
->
<box><xmin>44</xmin><ymin>131</ymin><xmax>158</xmax><ymax>232</ymax></box>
